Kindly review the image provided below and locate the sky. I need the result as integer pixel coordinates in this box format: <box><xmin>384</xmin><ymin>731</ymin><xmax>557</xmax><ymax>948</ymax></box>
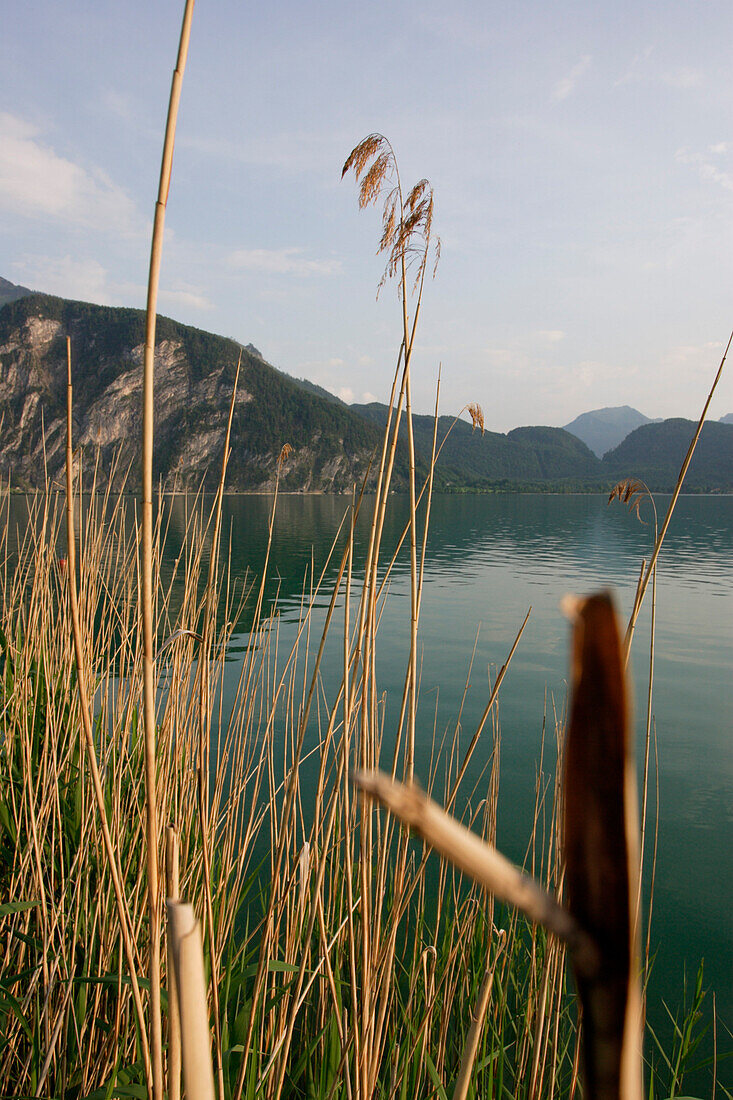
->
<box><xmin>2</xmin><ymin>0</ymin><xmax>732</xmax><ymax>431</ymax></box>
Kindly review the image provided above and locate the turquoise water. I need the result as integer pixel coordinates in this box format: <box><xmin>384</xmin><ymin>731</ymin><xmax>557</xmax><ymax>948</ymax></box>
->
<box><xmin>216</xmin><ymin>491</ymin><xmax>733</xmax><ymax>1069</ymax></box>
<box><xmin>8</xmin><ymin>489</ymin><xmax>732</xmax><ymax>1083</ymax></box>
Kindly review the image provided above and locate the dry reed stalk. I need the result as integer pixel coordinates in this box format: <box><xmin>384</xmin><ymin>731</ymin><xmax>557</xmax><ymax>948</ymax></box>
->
<box><xmin>352</xmin><ymin>770</ymin><xmax>597</xmax><ymax>973</ymax></box>
<box><xmin>623</xmin><ymin>330</ymin><xmax>731</xmax><ymax>661</ymax></box>
<box><xmin>451</xmin><ymin>931</ymin><xmax>506</xmax><ymax>1100</ymax></box>
<box><xmin>64</xmin><ymin>338</ymin><xmax>153</xmax><ymax>1089</ymax></box>
<box><xmin>165</xmin><ymin>827</ymin><xmax>182</xmax><ymax>1100</ymax></box>
<box><xmin>141</xmin><ymin>5</ymin><xmax>196</xmax><ymax>1095</ymax></box>
<box><xmin>608</xmin><ymin>480</ymin><xmax>659</xmax><ymax>992</ymax></box>
<box><xmin>342</xmin><ymin>137</ymin><xmax>444</xmax><ymax>1092</ymax></box>
<box><xmin>1</xmin><ymin>480</ymin><xmax>268</xmax><ymax>1092</ymax></box>
<box><xmin>195</xmin><ymin>356</ymin><xmax>240</xmax><ymax>1100</ymax></box>
<box><xmin>166</xmin><ymin>901</ymin><xmax>216</xmax><ymax>1100</ymax></box>
<box><xmin>343</xmin><ymin>134</ymin><xmax>437</xmax><ymax>786</ymax></box>
<box><xmin>232</xmin><ymin>482</ymin><xmax>353</xmax><ymax>1100</ymax></box>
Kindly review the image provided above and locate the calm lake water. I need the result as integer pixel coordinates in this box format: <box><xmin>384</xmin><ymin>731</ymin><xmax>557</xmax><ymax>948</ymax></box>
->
<box><xmin>8</xmin><ymin>489</ymin><xmax>732</xmax><ymax>1080</ymax></box>
<box><xmin>209</xmin><ymin>491</ymin><xmax>733</xmax><ymax>1066</ymax></box>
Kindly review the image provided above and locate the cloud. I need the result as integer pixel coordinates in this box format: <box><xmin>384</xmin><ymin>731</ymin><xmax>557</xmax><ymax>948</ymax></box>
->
<box><xmin>615</xmin><ymin>49</ymin><xmax>701</xmax><ymax>91</ymax></box>
<box><xmin>538</xmin><ymin>329</ymin><xmax>565</xmax><ymax>343</ymax></box>
<box><xmin>180</xmin><ymin>130</ymin><xmax>346</xmax><ymax>176</ymax></box>
<box><xmin>228</xmin><ymin>247</ymin><xmax>342</xmax><ymax>277</ymax></box>
<box><xmin>159</xmin><ymin>285</ymin><xmax>214</xmax><ymax>312</ymax></box>
<box><xmin>667</xmin><ymin>341</ymin><xmax>726</xmax><ymax>377</ymax></box>
<box><xmin>553</xmin><ymin>55</ymin><xmax>591</xmax><ymax>101</ymax></box>
<box><xmin>662</xmin><ymin>67</ymin><xmax>702</xmax><ymax>90</ymax></box>
<box><xmin>13</xmin><ymin>255</ymin><xmax>123</xmax><ymax>303</ymax></box>
<box><xmin>12</xmin><ymin>256</ymin><xmax>214</xmax><ymax>319</ymax></box>
<box><xmin>675</xmin><ymin>147</ymin><xmax>733</xmax><ymax>192</ymax></box>
<box><xmin>336</xmin><ymin>388</ymin><xmax>377</xmax><ymax>404</ymax></box>
<box><xmin>0</xmin><ymin>112</ymin><xmax>145</xmax><ymax>236</ymax></box>
<box><xmin>615</xmin><ymin>46</ymin><xmax>655</xmax><ymax>87</ymax></box>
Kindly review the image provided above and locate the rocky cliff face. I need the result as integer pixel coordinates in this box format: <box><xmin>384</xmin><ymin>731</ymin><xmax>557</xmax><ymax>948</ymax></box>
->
<box><xmin>0</xmin><ymin>295</ymin><xmax>388</xmax><ymax>493</ymax></box>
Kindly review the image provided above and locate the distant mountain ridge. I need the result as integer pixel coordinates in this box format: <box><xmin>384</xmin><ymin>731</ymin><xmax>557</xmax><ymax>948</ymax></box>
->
<box><xmin>1</xmin><ymin>283</ymin><xmax>732</xmax><ymax>492</ymax></box>
<box><xmin>0</xmin><ymin>276</ymin><xmax>34</xmax><ymax>308</ymax></box>
<box><xmin>352</xmin><ymin>403</ymin><xmax>604</xmax><ymax>488</ymax></box>
<box><xmin>350</xmin><ymin>402</ymin><xmax>733</xmax><ymax>491</ymax></box>
<box><xmin>563</xmin><ymin>403</ymin><xmax>733</xmax><ymax>458</ymax></box>
<box><xmin>563</xmin><ymin>405</ymin><xmax>660</xmax><ymax>457</ymax></box>
<box><xmin>603</xmin><ymin>418</ymin><xmax>733</xmax><ymax>489</ymax></box>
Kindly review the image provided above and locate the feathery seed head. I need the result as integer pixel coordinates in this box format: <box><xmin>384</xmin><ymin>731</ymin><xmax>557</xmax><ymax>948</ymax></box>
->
<box><xmin>342</xmin><ymin>133</ymin><xmax>385</xmax><ymax>181</ymax></box>
<box><xmin>343</xmin><ymin>133</ymin><xmax>440</xmax><ymax>298</ymax></box>
<box><xmin>608</xmin><ymin>478</ymin><xmax>654</xmax><ymax>524</ymax></box>
<box><xmin>468</xmin><ymin>403</ymin><xmax>485</xmax><ymax>435</ymax></box>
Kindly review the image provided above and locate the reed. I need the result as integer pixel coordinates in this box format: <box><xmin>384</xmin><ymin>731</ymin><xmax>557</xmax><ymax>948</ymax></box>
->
<box><xmin>0</xmin><ymin>477</ymin><xmax>723</xmax><ymax>1096</ymax></box>
<box><xmin>140</xmin><ymin>4</ymin><xmax>196</xmax><ymax>1095</ymax></box>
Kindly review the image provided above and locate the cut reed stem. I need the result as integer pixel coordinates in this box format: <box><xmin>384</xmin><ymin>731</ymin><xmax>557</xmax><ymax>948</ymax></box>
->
<box><xmin>167</xmin><ymin>902</ymin><xmax>216</xmax><ymax>1100</ymax></box>
<box><xmin>141</xmin><ymin>4</ymin><xmax>196</xmax><ymax>1096</ymax></box>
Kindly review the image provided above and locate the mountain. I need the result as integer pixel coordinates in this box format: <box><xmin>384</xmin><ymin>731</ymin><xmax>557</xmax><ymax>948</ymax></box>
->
<box><xmin>719</xmin><ymin>413</ymin><xmax>733</xmax><ymax>425</ymax></box>
<box><xmin>0</xmin><ymin>293</ymin><xmax>407</xmax><ymax>493</ymax></box>
<box><xmin>350</xmin><ymin>403</ymin><xmax>733</xmax><ymax>492</ymax></box>
<box><xmin>0</xmin><ymin>277</ymin><xmax>34</xmax><ymax>308</ymax></box>
<box><xmin>352</xmin><ymin>403</ymin><xmax>604</xmax><ymax>488</ymax></box>
<box><xmin>563</xmin><ymin>405</ymin><xmax>656</xmax><ymax>457</ymax></box>
<box><xmin>604</xmin><ymin>419</ymin><xmax>733</xmax><ymax>492</ymax></box>
<box><xmin>2</xmin><ymin>290</ymin><xmax>731</xmax><ymax>494</ymax></box>
<box><xmin>288</xmin><ymin>376</ymin><xmax>347</xmax><ymax>407</ymax></box>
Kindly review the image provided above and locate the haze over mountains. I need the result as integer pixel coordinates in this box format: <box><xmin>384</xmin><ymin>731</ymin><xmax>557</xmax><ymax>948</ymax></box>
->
<box><xmin>562</xmin><ymin>406</ymin><xmax>663</xmax><ymax>458</ymax></box>
<box><xmin>1</xmin><ymin>279</ymin><xmax>732</xmax><ymax>493</ymax></box>
<box><xmin>0</xmin><ymin>276</ymin><xmax>34</xmax><ymax>308</ymax></box>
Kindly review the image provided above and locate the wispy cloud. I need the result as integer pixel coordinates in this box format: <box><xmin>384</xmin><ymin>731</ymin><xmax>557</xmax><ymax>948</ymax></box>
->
<box><xmin>616</xmin><ymin>48</ymin><xmax>701</xmax><ymax>91</ymax></box>
<box><xmin>13</xmin><ymin>255</ymin><xmax>139</xmax><ymax>304</ymax></box>
<box><xmin>0</xmin><ymin>113</ymin><xmax>145</xmax><ymax>236</ymax></box>
<box><xmin>336</xmin><ymin>387</ymin><xmax>377</xmax><ymax>404</ymax></box>
<box><xmin>539</xmin><ymin>329</ymin><xmax>565</xmax><ymax>343</ymax></box>
<box><xmin>14</xmin><ymin>253</ymin><xmax>216</xmax><ymax>321</ymax></box>
<box><xmin>228</xmin><ymin>247</ymin><xmax>342</xmax><ymax>277</ymax></box>
<box><xmin>553</xmin><ymin>55</ymin><xmax>591</xmax><ymax>101</ymax></box>
<box><xmin>180</xmin><ymin>130</ymin><xmax>346</xmax><ymax>176</ymax></box>
<box><xmin>615</xmin><ymin>46</ymin><xmax>655</xmax><ymax>87</ymax></box>
<box><xmin>668</xmin><ymin>340</ymin><xmax>726</xmax><ymax>376</ymax></box>
<box><xmin>675</xmin><ymin>145</ymin><xmax>733</xmax><ymax>192</ymax></box>
<box><xmin>160</xmin><ymin>285</ymin><xmax>215</xmax><ymax>312</ymax></box>
<box><xmin>662</xmin><ymin>67</ymin><xmax>702</xmax><ymax>90</ymax></box>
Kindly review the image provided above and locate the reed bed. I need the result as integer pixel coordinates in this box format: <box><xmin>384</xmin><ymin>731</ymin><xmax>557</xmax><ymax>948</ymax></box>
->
<box><xmin>0</xmin><ymin>476</ymin><xmax>557</xmax><ymax>1096</ymax></box>
<box><xmin>0</xmin><ymin>470</ymin><xmax>722</xmax><ymax>1099</ymax></box>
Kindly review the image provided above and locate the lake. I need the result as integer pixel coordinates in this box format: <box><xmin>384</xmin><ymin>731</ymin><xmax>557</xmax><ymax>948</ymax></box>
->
<box><xmin>7</xmin><ymin>488</ymin><xmax>732</xmax><ymax>1082</ymax></box>
<box><xmin>207</xmin><ymin>490</ymin><xmax>733</xmax><ymax>1069</ymax></box>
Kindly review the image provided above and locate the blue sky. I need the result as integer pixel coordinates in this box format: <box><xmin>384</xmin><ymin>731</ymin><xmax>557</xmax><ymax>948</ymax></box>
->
<box><xmin>2</xmin><ymin>1</ymin><xmax>732</xmax><ymax>429</ymax></box>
